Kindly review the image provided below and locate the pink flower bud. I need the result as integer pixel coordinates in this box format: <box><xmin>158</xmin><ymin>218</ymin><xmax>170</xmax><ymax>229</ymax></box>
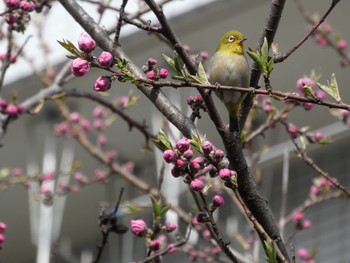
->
<box><xmin>93</xmin><ymin>76</ymin><xmax>111</xmax><ymax>92</ymax></box>
<box><xmin>42</xmin><ymin>172</ymin><xmax>55</xmax><ymax>181</ymax></box>
<box><xmin>147</xmin><ymin>57</ymin><xmax>157</xmax><ymax>67</ymax></box>
<box><xmin>182</xmin><ymin>149</ymin><xmax>193</xmax><ymax>160</ymax></box>
<box><xmin>0</xmin><ymin>99</ymin><xmax>7</xmax><ymax>109</ymax></box>
<box><xmin>74</xmin><ymin>172</ymin><xmax>88</xmax><ymax>184</ymax></box>
<box><xmin>159</xmin><ymin>68</ymin><xmax>168</xmax><ymax>79</ymax></box>
<box><xmin>0</xmin><ymin>53</ymin><xmax>16</xmax><ymax>63</ymax></box>
<box><xmin>130</xmin><ymin>219</ymin><xmax>147</xmax><ymax>237</ymax></box>
<box><xmin>0</xmin><ymin>222</ymin><xmax>7</xmax><ymax>234</ymax></box>
<box><xmin>171</xmin><ymin>166</ymin><xmax>183</xmax><ymax>178</ymax></box>
<box><xmin>186</xmin><ymin>96</ymin><xmax>194</xmax><ymax>105</ymax></box>
<box><xmin>297</xmin><ymin>248</ymin><xmax>310</xmax><ymax>260</ymax></box>
<box><xmin>190</xmin><ymin>179</ymin><xmax>204</xmax><ymax>192</ymax></box>
<box><xmin>213</xmin><ymin>149</ymin><xmax>225</xmax><ymax>163</ymax></box>
<box><xmin>337</xmin><ymin>39</ymin><xmax>348</xmax><ymax>50</ymax></box>
<box><xmin>201</xmin><ymin>141</ymin><xmax>213</xmax><ymax>155</ymax></box>
<box><xmin>303</xmin><ymin>102</ymin><xmax>315</xmax><ymax>111</ymax></box>
<box><xmin>149</xmin><ymin>240</ymin><xmax>160</xmax><ymax>251</ymax></box>
<box><xmin>212</xmin><ymin>195</ymin><xmax>225</xmax><ymax>207</ymax></box>
<box><xmin>218</xmin><ymin>168</ymin><xmax>233</xmax><ymax>181</ymax></box>
<box><xmin>97</xmin><ymin>134</ymin><xmax>108</xmax><ymax>145</ymax></box>
<box><xmin>98</xmin><ymin>51</ymin><xmax>113</xmax><ymax>68</ymax></box>
<box><xmin>147</xmin><ymin>70</ymin><xmax>156</xmax><ymax>80</ymax></box>
<box><xmin>81</xmin><ymin>119</ymin><xmax>92</xmax><ymax>132</ymax></box>
<box><xmin>93</xmin><ymin>119</ymin><xmax>104</xmax><ymax>130</ymax></box>
<box><xmin>105</xmin><ymin>150</ymin><xmax>118</xmax><ymax>160</ymax></box>
<box><xmin>78</xmin><ymin>33</ymin><xmax>96</xmax><ymax>53</ymax></box>
<box><xmin>315</xmin><ymin>132</ymin><xmax>323</xmax><ymax>141</ymax></box>
<box><xmin>175</xmin><ymin>138</ymin><xmax>191</xmax><ymax>153</ymax></box>
<box><xmin>175</xmin><ymin>158</ymin><xmax>186</xmax><ymax>169</ymax></box>
<box><xmin>163</xmin><ymin>149</ymin><xmax>176</xmax><ymax>163</ymax></box>
<box><xmin>69</xmin><ymin>112</ymin><xmax>81</xmax><ymax>123</ymax></box>
<box><xmin>315</xmin><ymin>34</ymin><xmax>328</xmax><ymax>47</ymax></box>
<box><xmin>292</xmin><ymin>212</ymin><xmax>304</xmax><ymax>222</ymax></box>
<box><xmin>310</xmin><ymin>185</ymin><xmax>319</xmax><ymax>196</ymax></box>
<box><xmin>165</xmin><ymin>222</ymin><xmax>177</xmax><ymax>233</ymax></box>
<box><xmin>6</xmin><ymin>104</ymin><xmax>18</xmax><ymax>116</ymax></box>
<box><xmin>93</xmin><ymin>106</ymin><xmax>105</xmax><ymax>118</ymax></box>
<box><xmin>5</xmin><ymin>0</ymin><xmax>20</xmax><ymax>8</ymax></box>
<box><xmin>20</xmin><ymin>0</ymin><xmax>36</xmax><ymax>11</ymax></box>
<box><xmin>94</xmin><ymin>169</ymin><xmax>105</xmax><ymax>181</ymax></box>
<box><xmin>199</xmin><ymin>51</ymin><xmax>209</xmax><ymax>60</ymax></box>
<box><xmin>70</xmin><ymin>58</ymin><xmax>90</xmax><ymax>77</ymax></box>
<box><xmin>40</xmin><ymin>185</ymin><xmax>50</xmax><ymax>194</ymax></box>
<box><xmin>195</xmin><ymin>94</ymin><xmax>203</xmax><ymax>102</ymax></box>
<box><xmin>288</xmin><ymin>123</ymin><xmax>298</xmax><ymax>138</ymax></box>
<box><xmin>168</xmin><ymin>244</ymin><xmax>177</xmax><ymax>254</ymax></box>
<box><xmin>302</xmin><ymin>219</ymin><xmax>312</xmax><ymax>230</ymax></box>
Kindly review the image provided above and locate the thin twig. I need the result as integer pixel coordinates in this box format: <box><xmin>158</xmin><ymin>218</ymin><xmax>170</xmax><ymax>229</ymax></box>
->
<box><xmin>114</xmin><ymin>0</ymin><xmax>128</xmax><ymax>46</ymax></box>
<box><xmin>274</xmin><ymin>0</ymin><xmax>342</xmax><ymax>63</ymax></box>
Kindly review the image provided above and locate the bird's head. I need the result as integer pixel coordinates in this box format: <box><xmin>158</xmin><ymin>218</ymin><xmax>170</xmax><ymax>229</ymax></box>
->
<box><xmin>216</xmin><ymin>30</ymin><xmax>246</xmax><ymax>55</ymax></box>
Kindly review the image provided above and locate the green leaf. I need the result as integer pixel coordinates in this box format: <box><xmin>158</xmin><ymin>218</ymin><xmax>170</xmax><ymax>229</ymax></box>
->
<box><xmin>162</xmin><ymin>53</ymin><xmax>176</xmax><ymax>71</ymax></box>
<box><xmin>300</xmin><ymin>135</ymin><xmax>307</xmax><ymax>150</ymax></box>
<box><xmin>196</xmin><ymin>62</ymin><xmax>210</xmax><ymax>84</ymax></box>
<box><xmin>160</xmin><ymin>205</ymin><xmax>170</xmax><ymax>217</ymax></box>
<box><xmin>261</xmin><ymin>37</ymin><xmax>269</xmax><ymax>66</ymax></box>
<box><xmin>57</xmin><ymin>39</ymin><xmax>82</xmax><ymax>58</ymax></box>
<box><xmin>151</xmin><ymin>130</ymin><xmax>174</xmax><ymax>151</ymax></box>
<box><xmin>263</xmin><ymin>240</ymin><xmax>277</xmax><ymax>263</ymax></box>
<box><xmin>317</xmin><ymin>73</ymin><xmax>341</xmax><ymax>102</ymax></box>
<box><xmin>150</xmin><ymin>194</ymin><xmax>161</xmax><ymax>220</ymax></box>
<box><xmin>246</xmin><ymin>50</ymin><xmax>261</xmax><ymax>66</ymax></box>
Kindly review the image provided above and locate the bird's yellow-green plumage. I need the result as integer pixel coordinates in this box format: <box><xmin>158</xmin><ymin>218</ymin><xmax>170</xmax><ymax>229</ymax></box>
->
<box><xmin>208</xmin><ymin>30</ymin><xmax>250</xmax><ymax>132</ymax></box>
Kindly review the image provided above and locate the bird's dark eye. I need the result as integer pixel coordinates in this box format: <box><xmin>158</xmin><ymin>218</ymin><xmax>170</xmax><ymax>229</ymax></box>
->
<box><xmin>228</xmin><ymin>36</ymin><xmax>235</xmax><ymax>42</ymax></box>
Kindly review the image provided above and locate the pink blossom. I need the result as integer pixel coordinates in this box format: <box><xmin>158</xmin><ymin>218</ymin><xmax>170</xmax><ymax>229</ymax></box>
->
<box><xmin>94</xmin><ymin>169</ymin><xmax>105</xmax><ymax>181</ymax></box>
<box><xmin>93</xmin><ymin>76</ymin><xmax>111</xmax><ymax>92</ymax></box>
<box><xmin>199</xmin><ymin>51</ymin><xmax>209</xmax><ymax>60</ymax></box>
<box><xmin>213</xmin><ymin>149</ymin><xmax>225</xmax><ymax>163</ymax></box>
<box><xmin>130</xmin><ymin>219</ymin><xmax>147</xmax><ymax>237</ymax></box>
<box><xmin>74</xmin><ymin>172</ymin><xmax>88</xmax><ymax>184</ymax></box>
<box><xmin>93</xmin><ymin>119</ymin><xmax>104</xmax><ymax>130</ymax></box>
<box><xmin>175</xmin><ymin>158</ymin><xmax>186</xmax><ymax>169</ymax></box>
<box><xmin>42</xmin><ymin>172</ymin><xmax>55</xmax><ymax>181</ymax></box>
<box><xmin>186</xmin><ymin>96</ymin><xmax>194</xmax><ymax>105</ymax></box>
<box><xmin>182</xmin><ymin>149</ymin><xmax>193</xmax><ymax>160</ymax></box>
<box><xmin>168</xmin><ymin>244</ymin><xmax>177</xmax><ymax>254</ymax></box>
<box><xmin>310</xmin><ymin>185</ymin><xmax>319</xmax><ymax>196</ymax></box>
<box><xmin>316</xmin><ymin>90</ymin><xmax>326</xmax><ymax>101</ymax></box>
<box><xmin>98</xmin><ymin>51</ymin><xmax>113</xmax><ymax>68</ymax></box>
<box><xmin>303</xmin><ymin>102</ymin><xmax>315</xmax><ymax>111</ymax></box>
<box><xmin>12</xmin><ymin>168</ymin><xmax>23</xmax><ymax>177</ymax></box>
<box><xmin>78</xmin><ymin>33</ymin><xmax>96</xmax><ymax>53</ymax></box>
<box><xmin>70</xmin><ymin>58</ymin><xmax>90</xmax><ymax>77</ymax></box>
<box><xmin>105</xmin><ymin>150</ymin><xmax>117</xmax><ymax>160</ymax></box>
<box><xmin>203</xmin><ymin>229</ymin><xmax>211</xmax><ymax>239</ymax></box>
<box><xmin>315</xmin><ymin>132</ymin><xmax>323</xmax><ymax>141</ymax></box>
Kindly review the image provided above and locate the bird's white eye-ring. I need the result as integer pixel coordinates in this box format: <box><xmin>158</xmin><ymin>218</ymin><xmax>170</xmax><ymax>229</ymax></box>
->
<box><xmin>228</xmin><ymin>35</ymin><xmax>235</xmax><ymax>42</ymax></box>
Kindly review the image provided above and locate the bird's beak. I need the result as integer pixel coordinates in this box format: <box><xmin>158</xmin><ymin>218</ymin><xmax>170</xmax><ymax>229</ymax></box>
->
<box><xmin>240</xmin><ymin>38</ymin><xmax>247</xmax><ymax>44</ymax></box>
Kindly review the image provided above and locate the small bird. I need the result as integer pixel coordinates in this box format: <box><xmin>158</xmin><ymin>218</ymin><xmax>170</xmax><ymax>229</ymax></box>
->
<box><xmin>208</xmin><ymin>30</ymin><xmax>250</xmax><ymax>132</ymax></box>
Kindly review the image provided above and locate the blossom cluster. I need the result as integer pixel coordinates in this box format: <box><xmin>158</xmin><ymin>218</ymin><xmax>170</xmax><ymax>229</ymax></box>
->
<box><xmin>4</xmin><ymin>0</ymin><xmax>38</xmax><ymax>32</ymax></box>
<box><xmin>69</xmin><ymin>33</ymin><xmax>113</xmax><ymax>92</ymax></box>
<box><xmin>142</xmin><ymin>57</ymin><xmax>168</xmax><ymax>80</ymax></box>
<box><xmin>309</xmin><ymin>176</ymin><xmax>337</xmax><ymax>197</ymax></box>
<box><xmin>292</xmin><ymin>212</ymin><xmax>312</xmax><ymax>231</ymax></box>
